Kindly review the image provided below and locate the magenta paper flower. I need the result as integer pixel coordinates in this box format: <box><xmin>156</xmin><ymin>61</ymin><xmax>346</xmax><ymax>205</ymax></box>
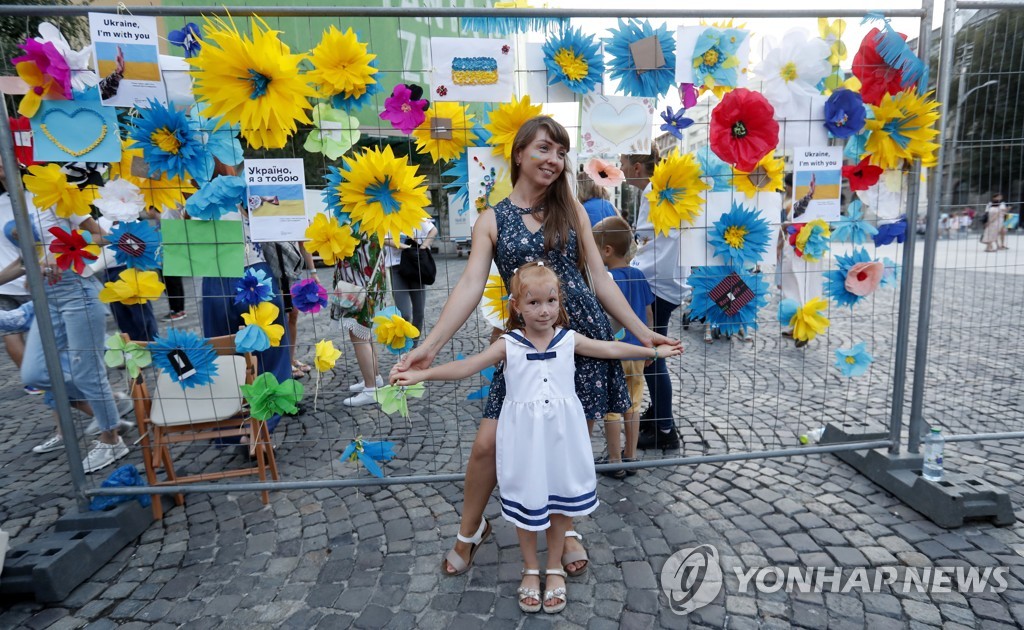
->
<box><xmin>12</xmin><ymin>38</ymin><xmax>72</xmax><ymax>100</ymax></box>
<box><xmin>379</xmin><ymin>83</ymin><xmax>429</xmax><ymax>135</ymax></box>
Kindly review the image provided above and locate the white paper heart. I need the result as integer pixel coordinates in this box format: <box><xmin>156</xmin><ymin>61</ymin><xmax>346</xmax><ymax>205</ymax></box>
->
<box><xmin>590</xmin><ymin>102</ymin><xmax>648</xmax><ymax>147</ymax></box>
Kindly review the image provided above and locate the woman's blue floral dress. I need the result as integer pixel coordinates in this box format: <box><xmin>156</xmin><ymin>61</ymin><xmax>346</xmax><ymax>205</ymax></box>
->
<box><xmin>483</xmin><ymin>198</ymin><xmax>630</xmax><ymax>421</ymax></box>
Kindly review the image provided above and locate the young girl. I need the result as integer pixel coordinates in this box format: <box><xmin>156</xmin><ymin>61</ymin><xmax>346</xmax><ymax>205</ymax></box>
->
<box><xmin>393</xmin><ymin>262</ymin><xmax>682</xmax><ymax>614</ymax></box>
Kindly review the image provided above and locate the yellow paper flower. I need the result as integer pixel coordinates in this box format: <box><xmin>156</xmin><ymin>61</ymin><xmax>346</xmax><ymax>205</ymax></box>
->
<box><xmin>372</xmin><ymin>308</ymin><xmax>420</xmax><ymax>353</ymax></box>
<box><xmin>732</xmin><ymin>153</ymin><xmax>784</xmax><ymax>199</ymax></box>
<box><xmin>339</xmin><ymin>145</ymin><xmax>430</xmax><ymax>244</ymax></box>
<box><xmin>314</xmin><ymin>339</ymin><xmax>342</xmax><ymax>372</ymax></box>
<box><xmin>818</xmin><ymin>18</ymin><xmax>847</xmax><ymax>66</ymax></box>
<box><xmin>188</xmin><ymin>16</ymin><xmax>316</xmax><ymax>149</ymax></box>
<box><xmin>481</xmin><ymin>272</ymin><xmax>510</xmax><ymax>328</ymax></box>
<box><xmin>646</xmin><ymin>150</ymin><xmax>711</xmax><ymax>236</ymax></box>
<box><xmin>307</xmin><ymin>26</ymin><xmax>378</xmax><ymax>101</ymax></box>
<box><xmin>99</xmin><ymin>269</ymin><xmax>166</xmax><ymax>305</ymax></box>
<box><xmin>864</xmin><ymin>90</ymin><xmax>940</xmax><ymax>170</ymax></box>
<box><xmin>241</xmin><ymin>302</ymin><xmax>285</xmax><ymax>347</ymax></box>
<box><xmin>109</xmin><ymin>140</ymin><xmax>196</xmax><ymax>212</ymax></box>
<box><xmin>15</xmin><ymin>61</ymin><xmax>67</xmax><ymax>118</ymax></box>
<box><xmin>23</xmin><ymin>164</ymin><xmax>91</xmax><ymax>218</ymax></box>
<box><xmin>303</xmin><ymin>213</ymin><xmax>359</xmax><ymax>266</ymax></box>
<box><xmin>788</xmin><ymin>296</ymin><xmax>830</xmax><ymax>342</ymax></box>
<box><xmin>412</xmin><ymin>102</ymin><xmax>477</xmax><ymax>163</ymax></box>
<box><xmin>484</xmin><ymin>95</ymin><xmax>544</xmax><ymax>160</ymax></box>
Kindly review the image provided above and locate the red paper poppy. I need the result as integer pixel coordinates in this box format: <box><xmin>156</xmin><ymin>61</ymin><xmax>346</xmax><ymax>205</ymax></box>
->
<box><xmin>842</xmin><ymin>157</ymin><xmax>884</xmax><ymax>191</ymax></box>
<box><xmin>851</xmin><ymin>28</ymin><xmax>908</xmax><ymax>107</ymax></box>
<box><xmin>48</xmin><ymin>226</ymin><xmax>97</xmax><ymax>275</ymax></box>
<box><xmin>709</xmin><ymin>88</ymin><xmax>780</xmax><ymax>172</ymax></box>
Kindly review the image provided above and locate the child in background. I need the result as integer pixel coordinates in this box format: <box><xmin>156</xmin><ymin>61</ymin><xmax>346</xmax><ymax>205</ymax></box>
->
<box><xmin>393</xmin><ymin>262</ymin><xmax>681</xmax><ymax>614</ymax></box>
<box><xmin>592</xmin><ymin>216</ymin><xmax>655</xmax><ymax>479</ymax></box>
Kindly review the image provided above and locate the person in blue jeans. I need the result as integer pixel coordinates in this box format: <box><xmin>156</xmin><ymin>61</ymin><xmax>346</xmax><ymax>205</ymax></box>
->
<box><xmin>620</xmin><ymin>147</ymin><xmax>683</xmax><ymax>450</ymax></box>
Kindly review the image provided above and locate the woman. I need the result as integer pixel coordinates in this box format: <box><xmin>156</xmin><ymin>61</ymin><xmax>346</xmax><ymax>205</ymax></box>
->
<box><xmin>393</xmin><ymin>117</ymin><xmax>678</xmax><ymax>577</ymax></box>
<box><xmin>333</xmin><ymin>238</ymin><xmax>387</xmax><ymax>407</ymax></box>
<box><xmin>982</xmin><ymin>193</ymin><xmax>1007</xmax><ymax>253</ymax></box>
<box><xmin>576</xmin><ymin>176</ymin><xmax>617</xmax><ymax>227</ymax></box>
<box><xmin>383</xmin><ymin>217</ymin><xmax>437</xmax><ymax>341</ymax></box>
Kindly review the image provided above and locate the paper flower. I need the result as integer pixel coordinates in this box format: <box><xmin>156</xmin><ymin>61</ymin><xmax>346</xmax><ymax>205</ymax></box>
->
<box><xmin>36</xmin><ymin>22</ymin><xmax>98</xmax><ymax>92</ymax></box>
<box><xmin>188</xmin><ymin>102</ymin><xmax>244</xmax><ymax>181</ymax></box>
<box><xmin>873</xmin><ymin>217</ymin><xmax>907</xmax><ymax>247</ymax></box>
<box><xmin>710</xmin><ymin>88</ymin><xmax>780</xmax><ymax>172</ymax></box>
<box><xmin>484</xmin><ymin>95</ymin><xmax>543</xmax><ymax>160</ymax></box>
<box><xmin>823</xmin><ymin>89</ymin><xmax>866</xmax><ymax>138</ymax></box>
<box><xmin>732</xmin><ymin>152</ymin><xmax>784</xmax><ymax>199</ymax></box>
<box><xmin>697</xmin><ymin>146</ymin><xmax>733</xmax><ymax>192</ymax></box>
<box><xmin>321</xmin><ymin>167</ymin><xmax>353</xmax><ymax>225</ymax></box>
<box><xmin>241</xmin><ymin>302</ymin><xmax>285</xmax><ymax>348</ymax></box>
<box><xmin>94</xmin><ymin>178</ymin><xmax>145</xmax><ymax>223</ymax></box>
<box><xmin>790</xmin><ymin>219</ymin><xmax>832</xmax><ymax>262</ymax></box>
<box><xmin>688</xmin><ymin>266</ymin><xmax>769</xmax><ymax>335</ymax></box>
<box><xmin>778</xmin><ymin>297</ymin><xmax>830</xmax><ymax>342</ymax></box>
<box><xmin>23</xmin><ymin>164</ymin><xmax>90</xmax><ymax>218</ymax></box>
<box><xmin>835</xmin><ymin>342</ymin><xmax>873</xmax><ymax>378</ymax></box>
<box><xmin>480</xmin><ymin>271</ymin><xmax>510</xmax><ymax>329</ymax></box>
<box><xmin>380</xmin><ymin>83</ymin><xmax>429</xmax><ymax>135</ymax></box>
<box><xmin>819</xmin><ymin>18</ymin><xmax>848</xmax><ymax>67</ymax></box>
<box><xmin>302</xmin><ymin>104</ymin><xmax>361</xmax><ymax>162</ymax></box>
<box><xmin>604</xmin><ymin>19</ymin><xmax>676</xmax><ymax>98</ymax></box>
<box><xmin>340</xmin><ymin>437</ymin><xmax>396</xmax><ymax>478</ymax></box>
<box><xmin>864</xmin><ymin>90</ymin><xmax>940</xmax><ymax>169</ymax></box>
<box><xmin>880</xmin><ymin>257</ymin><xmax>901</xmax><ymax>288</ymax></box>
<box><xmin>150</xmin><ymin>329</ymin><xmax>218</xmax><ymax>389</ymax></box>
<box><xmin>12</xmin><ymin>38</ymin><xmax>71</xmax><ymax>117</ymax></box>
<box><xmin>375</xmin><ymin>383</ymin><xmax>426</xmax><ymax>418</ymax></box>
<box><xmin>542</xmin><ymin>26</ymin><xmax>604</xmax><ymax>95</ymax></box>
<box><xmin>234</xmin><ymin>267</ymin><xmax>275</xmax><ymax>307</ymax></box>
<box><xmin>107</xmin><ymin>220</ymin><xmax>162</xmax><ymax>271</ymax></box>
<box><xmin>188</xmin><ymin>16</ymin><xmax>315</xmax><ymax>149</ymax></box>
<box><xmin>169</xmin><ymin>22</ymin><xmax>202</xmax><ymax>58</ymax></box>
<box><xmin>692</xmin><ymin>26</ymin><xmax>747</xmax><ymax>98</ymax></box>
<box><xmin>372</xmin><ymin>306</ymin><xmax>420</xmax><ymax>354</ymax></box>
<box><xmin>831</xmin><ymin>200</ymin><xmax>878</xmax><ymax>244</ymax></box>
<box><xmin>824</xmin><ymin>247</ymin><xmax>879</xmax><ymax>308</ymax></box>
<box><xmin>99</xmin><ymin>268</ymin><xmax>166</xmax><ymax>305</ymax></box>
<box><xmin>109</xmin><ymin>140</ymin><xmax>196</xmax><ymax>212</ymax></box>
<box><xmin>303</xmin><ymin>213</ymin><xmax>359</xmax><ymax>266</ymax></box>
<box><xmin>412</xmin><ymin>101</ymin><xmax>477</xmax><ymax>163</ymax></box>
<box><xmin>48</xmin><ymin>226</ymin><xmax>99</xmax><ymax>274</ymax></box>
<box><xmin>104</xmin><ymin>334</ymin><xmax>152</xmax><ymax>379</ymax></box>
<box><xmin>458</xmin><ymin>353</ymin><xmax>497</xmax><ymax>401</ymax></box>
<box><xmin>314</xmin><ymin>339</ymin><xmax>341</xmax><ymax>372</ymax></box>
<box><xmin>126</xmin><ymin>99</ymin><xmax>205</xmax><ymax>181</ymax></box>
<box><xmin>234</xmin><ymin>324</ymin><xmax>270</xmax><ymax>353</ymax></box>
<box><xmin>241</xmin><ymin>372</ymin><xmax>303</xmax><ymax>421</ymax></box>
<box><xmin>708</xmin><ymin>202</ymin><xmax>772</xmax><ymax>267</ymax></box>
<box><xmin>308</xmin><ymin>26</ymin><xmax>379</xmax><ymax>106</ymax></box>
<box><xmin>646</xmin><ymin>150</ymin><xmax>710</xmax><ymax>236</ymax></box>
<box><xmin>289</xmin><ymin>278</ymin><xmax>328</xmax><ymax>314</ymax></box>
<box><xmin>755</xmin><ymin>30</ymin><xmax>831</xmax><ymax>117</ymax></box>
<box><xmin>660</xmin><ymin>106</ymin><xmax>694</xmax><ymax>140</ymax></box>
<box><xmin>852</xmin><ymin>26</ymin><xmax>917</xmax><ymax>106</ymax></box>
<box><xmin>679</xmin><ymin>83</ymin><xmax>699</xmax><ymax>108</ymax></box>
<box><xmin>584</xmin><ymin>158</ymin><xmax>624</xmax><ymax>188</ymax></box>
<box><xmin>842</xmin><ymin>156</ymin><xmax>883</xmax><ymax>191</ymax></box>
<box><xmin>185</xmin><ymin>176</ymin><xmax>246</xmax><ymax>221</ymax></box>
<box><xmin>460</xmin><ymin>1</ymin><xmax>567</xmax><ymax>35</ymax></box>
<box><xmin>338</xmin><ymin>145</ymin><xmax>431</xmax><ymax>244</ymax></box>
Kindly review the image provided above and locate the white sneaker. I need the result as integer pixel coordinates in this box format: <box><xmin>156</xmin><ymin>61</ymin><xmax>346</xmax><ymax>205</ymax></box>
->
<box><xmin>348</xmin><ymin>375</ymin><xmax>384</xmax><ymax>393</ymax></box>
<box><xmin>32</xmin><ymin>433</ymin><xmax>64</xmax><ymax>454</ymax></box>
<box><xmin>82</xmin><ymin>437</ymin><xmax>130</xmax><ymax>474</ymax></box>
<box><xmin>85</xmin><ymin>418</ymin><xmax>135</xmax><ymax>436</ymax></box>
<box><xmin>342</xmin><ymin>389</ymin><xmax>378</xmax><ymax>407</ymax></box>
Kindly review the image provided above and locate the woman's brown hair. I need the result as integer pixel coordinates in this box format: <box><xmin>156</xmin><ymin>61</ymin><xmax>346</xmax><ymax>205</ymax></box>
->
<box><xmin>621</xmin><ymin>144</ymin><xmax>661</xmax><ymax>177</ymax></box>
<box><xmin>505</xmin><ymin>261</ymin><xmax>571</xmax><ymax>332</ymax></box>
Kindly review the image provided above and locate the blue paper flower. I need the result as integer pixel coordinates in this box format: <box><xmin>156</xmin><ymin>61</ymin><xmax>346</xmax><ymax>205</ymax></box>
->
<box><xmin>442</xmin><ymin>119</ymin><xmax>491</xmax><ymax>216</ymax></box>
<box><xmin>185</xmin><ymin>176</ymin><xmax>246</xmax><ymax>221</ymax></box>
<box><xmin>234</xmin><ymin>267</ymin><xmax>275</xmax><ymax>307</ymax></box>
<box><xmin>150</xmin><ymin>329</ymin><xmax>219</xmax><ymax>389</ymax></box>
<box><xmin>697</xmin><ymin>146</ymin><xmax>733</xmax><ymax>192</ymax></box>
<box><xmin>235</xmin><ymin>324</ymin><xmax>270</xmax><ymax>353</ymax></box>
<box><xmin>831</xmin><ymin>200</ymin><xmax>878</xmax><ymax>244</ymax></box>
<box><xmin>460</xmin><ymin>14</ymin><xmax>567</xmax><ymax>36</ymax></box>
<box><xmin>835</xmin><ymin>342</ymin><xmax>873</xmax><ymax>378</ymax></box>
<box><xmin>604</xmin><ymin>19</ymin><xmax>676</xmax><ymax>98</ymax></box>
<box><xmin>168</xmin><ymin>22</ymin><xmax>202</xmax><ymax>58</ymax></box>
<box><xmin>659</xmin><ymin>106</ymin><xmax>694</xmax><ymax>140</ymax></box>
<box><xmin>330</xmin><ymin>59</ymin><xmax>382</xmax><ymax>113</ymax></box>
<box><xmin>106</xmin><ymin>220</ymin><xmax>161</xmax><ymax>270</ymax></box>
<box><xmin>340</xmin><ymin>437</ymin><xmax>396</xmax><ymax>478</ymax></box>
<box><xmin>290</xmin><ymin>278</ymin><xmax>328</xmax><ymax>314</ymax></box>
<box><xmin>778</xmin><ymin>298</ymin><xmax>798</xmax><ymax>327</ymax></box>
<box><xmin>880</xmin><ymin>257</ymin><xmax>901</xmax><ymax>288</ymax></box>
<box><xmin>542</xmin><ymin>27</ymin><xmax>604</xmax><ymax>95</ymax></box>
<box><xmin>823</xmin><ymin>89</ymin><xmax>866</xmax><ymax>139</ymax></box>
<box><xmin>126</xmin><ymin>99</ymin><xmax>206</xmax><ymax>181</ymax></box>
<box><xmin>458</xmin><ymin>353</ymin><xmax>496</xmax><ymax>401</ymax></box>
<box><xmin>188</xmin><ymin>102</ymin><xmax>244</xmax><ymax>183</ymax></box>
<box><xmin>844</xmin><ymin>127</ymin><xmax>869</xmax><ymax>162</ymax></box>
<box><xmin>823</xmin><ymin>247</ymin><xmax>873</xmax><ymax>308</ymax></box>
<box><xmin>688</xmin><ymin>266</ymin><xmax>769</xmax><ymax>335</ymax></box>
<box><xmin>708</xmin><ymin>202</ymin><xmax>772</xmax><ymax>268</ymax></box>
<box><xmin>873</xmin><ymin>217</ymin><xmax>907</xmax><ymax>247</ymax></box>
<box><xmin>322</xmin><ymin>166</ymin><xmax>353</xmax><ymax>225</ymax></box>
<box><xmin>692</xmin><ymin>27</ymin><xmax>747</xmax><ymax>94</ymax></box>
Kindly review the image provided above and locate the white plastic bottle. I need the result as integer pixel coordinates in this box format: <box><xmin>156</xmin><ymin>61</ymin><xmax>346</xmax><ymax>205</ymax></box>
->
<box><xmin>922</xmin><ymin>428</ymin><xmax>945</xmax><ymax>481</ymax></box>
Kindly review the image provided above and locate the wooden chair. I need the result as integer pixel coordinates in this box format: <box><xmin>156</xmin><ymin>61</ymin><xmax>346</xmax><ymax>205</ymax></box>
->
<box><xmin>127</xmin><ymin>335</ymin><xmax>279</xmax><ymax>519</ymax></box>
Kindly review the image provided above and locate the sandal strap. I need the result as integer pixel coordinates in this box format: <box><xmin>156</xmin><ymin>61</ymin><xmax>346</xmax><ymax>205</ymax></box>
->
<box><xmin>518</xmin><ymin>587</ymin><xmax>541</xmax><ymax>598</ymax></box>
<box><xmin>521</xmin><ymin>568</ymin><xmax>541</xmax><ymax>576</ymax></box>
<box><xmin>545</xmin><ymin>568</ymin><xmax>568</xmax><ymax>578</ymax></box>
<box><xmin>564</xmin><ymin>530</ymin><xmax>582</xmax><ymax>541</ymax></box>
<box><xmin>456</xmin><ymin>517</ymin><xmax>488</xmax><ymax>544</ymax></box>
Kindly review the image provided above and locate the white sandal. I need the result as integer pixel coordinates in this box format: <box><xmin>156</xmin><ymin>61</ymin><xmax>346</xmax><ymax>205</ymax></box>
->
<box><xmin>518</xmin><ymin>568</ymin><xmax>542</xmax><ymax>613</ymax></box>
<box><xmin>561</xmin><ymin>530</ymin><xmax>589</xmax><ymax>577</ymax></box>
<box><xmin>543</xmin><ymin>568</ymin><xmax>568</xmax><ymax>614</ymax></box>
<box><xmin>441</xmin><ymin>517</ymin><xmax>491</xmax><ymax>576</ymax></box>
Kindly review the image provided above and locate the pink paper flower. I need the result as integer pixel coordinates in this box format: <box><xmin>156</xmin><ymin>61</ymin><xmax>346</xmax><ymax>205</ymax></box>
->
<box><xmin>12</xmin><ymin>38</ymin><xmax>72</xmax><ymax>99</ymax></box>
<box><xmin>844</xmin><ymin>261</ymin><xmax>884</xmax><ymax>296</ymax></box>
<box><xmin>379</xmin><ymin>83</ymin><xmax>429</xmax><ymax>135</ymax></box>
<box><xmin>584</xmin><ymin>157</ymin><xmax>624</xmax><ymax>188</ymax></box>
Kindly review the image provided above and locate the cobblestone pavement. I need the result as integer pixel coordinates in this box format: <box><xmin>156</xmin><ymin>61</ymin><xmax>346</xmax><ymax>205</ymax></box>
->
<box><xmin>1</xmin><ymin>237</ymin><xmax>1023</xmax><ymax>628</ymax></box>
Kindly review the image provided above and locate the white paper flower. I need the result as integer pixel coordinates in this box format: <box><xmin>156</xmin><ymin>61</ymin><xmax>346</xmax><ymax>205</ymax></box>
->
<box><xmin>38</xmin><ymin>22</ymin><xmax>99</xmax><ymax>92</ymax></box>
<box><xmin>754</xmin><ymin>30</ymin><xmax>831</xmax><ymax>118</ymax></box>
<box><xmin>95</xmin><ymin>178</ymin><xmax>145</xmax><ymax>222</ymax></box>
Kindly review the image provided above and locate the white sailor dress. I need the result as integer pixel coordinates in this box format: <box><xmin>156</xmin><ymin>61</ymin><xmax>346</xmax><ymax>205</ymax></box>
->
<box><xmin>496</xmin><ymin>328</ymin><xmax>599</xmax><ymax>531</ymax></box>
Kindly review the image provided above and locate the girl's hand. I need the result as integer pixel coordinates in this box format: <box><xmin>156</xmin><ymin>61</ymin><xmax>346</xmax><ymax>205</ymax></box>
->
<box><xmin>391</xmin><ymin>370</ymin><xmax>425</xmax><ymax>386</ymax></box>
<box><xmin>656</xmin><ymin>342</ymin><xmax>684</xmax><ymax>359</ymax></box>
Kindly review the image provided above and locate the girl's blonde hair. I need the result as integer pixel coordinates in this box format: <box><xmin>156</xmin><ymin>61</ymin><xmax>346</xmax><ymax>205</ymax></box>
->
<box><xmin>505</xmin><ymin>261</ymin><xmax>570</xmax><ymax>332</ymax></box>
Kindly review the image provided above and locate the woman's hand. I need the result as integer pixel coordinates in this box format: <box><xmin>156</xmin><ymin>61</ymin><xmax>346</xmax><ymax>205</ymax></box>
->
<box><xmin>391</xmin><ymin>342</ymin><xmax>438</xmax><ymax>377</ymax></box>
<box><xmin>391</xmin><ymin>369</ymin><xmax>426</xmax><ymax>387</ymax></box>
<box><xmin>637</xmin><ymin>329</ymin><xmax>679</xmax><ymax>349</ymax></box>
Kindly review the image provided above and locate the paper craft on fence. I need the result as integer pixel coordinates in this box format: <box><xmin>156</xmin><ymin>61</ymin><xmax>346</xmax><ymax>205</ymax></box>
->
<box><xmin>466</xmin><ymin>147</ymin><xmax>513</xmax><ymax>228</ymax></box>
<box><xmin>579</xmin><ymin>94</ymin><xmax>654</xmax><ymax>157</ymax></box>
<box><xmin>430</xmin><ymin>36</ymin><xmax>514</xmax><ymax>103</ymax></box>
<box><xmin>775</xmin><ymin>94</ymin><xmax>828</xmax><ymax>150</ymax></box>
<box><xmin>676</xmin><ymin>25</ymin><xmax>750</xmax><ymax>90</ymax></box>
<box><xmin>244</xmin><ymin>158</ymin><xmax>309</xmax><ymax>242</ymax></box>
<box><xmin>792</xmin><ymin>146</ymin><xmax>842</xmax><ymax>222</ymax></box>
<box><xmin>161</xmin><ymin>219</ymin><xmax>245</xmax><ymax>278</ymax></box>
<box><xmin>88</xmin><ymin>12</ymin><xmax>166</xmax><ymax>107</ymax></box>
<box><xmin>31</xmin><ymin>98</ymin><xmax>122</xmax><ymax>162</ymax></box>
<box><xmin>522</xmin><ymin>42</ymin><xmax>587</xmax><ymax>104</ymax></box>
<box><xmin>679</xmin><ymin>191</ymin><xmax>781</xmax><ymax>269</ymax></box>
<box><xmin>856</xmin><ymin>169</ymin><xmax>907</xmax><ymax>221</ymax></box>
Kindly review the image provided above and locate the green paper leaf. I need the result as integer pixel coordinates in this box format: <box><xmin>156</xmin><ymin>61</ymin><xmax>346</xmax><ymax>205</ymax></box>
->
<box><xmin>374</xmin><ymin>383</ymin><xmax>425</xmax><ymax>418</ymax></box>
<box><xmin>240</xmin><ymin>372</ymin><xmax>305</xmax><ymax>421</ymax></box>
<box><xmin>303</xmin><ymin>104</ymin><xmax>361</xmax><ymax>161</ymax></box>
<box><xmin>103</xmin><ymin>334</ymin><xmax>152</xmax><ymax>379</ymax></box>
